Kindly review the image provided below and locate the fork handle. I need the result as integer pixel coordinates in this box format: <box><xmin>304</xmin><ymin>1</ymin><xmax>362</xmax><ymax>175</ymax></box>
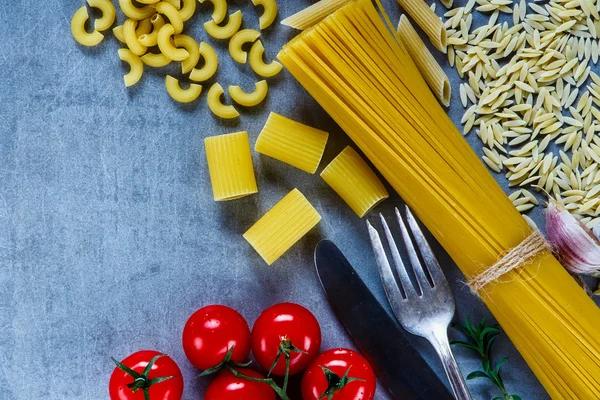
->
<box><xmin>430</xmin><ymin>331</ymin><xmax>472</xmax><ymax>400</ymax></box>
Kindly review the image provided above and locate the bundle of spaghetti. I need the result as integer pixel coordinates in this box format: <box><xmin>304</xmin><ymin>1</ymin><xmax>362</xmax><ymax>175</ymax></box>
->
<box><xmin>278</xmin><ymin>0</ymin><xmax>600</xmax><ymax>397</ymax></box>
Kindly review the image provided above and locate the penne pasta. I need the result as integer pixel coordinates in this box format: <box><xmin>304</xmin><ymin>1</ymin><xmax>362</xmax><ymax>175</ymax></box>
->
<box><xmin>397</xmin><ymin>15</ymin><xmax>451</xmax><ymax>106</ymax></box>
<box><xmin>119</xmin><ymin>0</ymin><xmax>155</xmax><ymax>20</ymax></box>
<box><xmin>156</xmin><ymin>1</ymin><xmax>184</xmax><ymax>34</ymax></box>
<box><xmin>118</xmin><ymin>48</ymin><xmax>144</xmax><ymax>87</ymax></box>
<box><xmin>190</xmin><ymin>42</ymin><xmax>219</xmax><ymax>82</ymax></box>
<box><xmin>124</xmin><ymin>19</ymin><xmax>147</xmax><ymax>56</ymax></box>
<box><xmin>252</xmin><ymin>0</ymin><xmax>278</xmax><ymax>30</ymax></box>
<box><xmin>207</xmin><ymin>83</ymin><xmax>240</xmax><ymax>119</ymax></box>
<box><xmin>199</xmin><ymin>0</ymin><xmax>228</xmax><ymax>24</ymax></box>
<box><xmin>179</xmin><ymin>0</ymin><xmax>197</xmax><ymax>21</ymax></box>
<box><xmin>165</xmin><ymin>75</ymin><xmax>202</xmax><ymax>103</ymax></box>
<box><xmin>173</xmin><ymin>35</ymin><xmax>200</xmax><ymax>73</ymax></box>
<box><xmin>137</xmin><ymin>14</ymin><xmax>166</xmax><ymax>47</ymax></box>
<box><xmin>87</xmin><ymin>0</ymin><xmax>116</xmax><ymax>31</ymax></box>
<box><xmin>113</xmin><ymin>25</ymin><xmax>126</xmax><ymax>43</ymax></box>
<box><xmin>281</xmin><ymin>0</ymin><xmax>349</xmax><ymax>30</ymax></box>
<box><xmin>229</xmin><ymin>29</ymin><xmax>261</xmax><ymax>64</ymax></box>
<box><xmin>248</xmin><ymin>41</ymin><xmax>282</xmax><ymax>77</ymax></box>
<box><xmin>395</xmin><ymin>0</ymin><xmax>447</xmax><ymax>52</ymax></box>
<box><xmin>204</xmin><ymin>131</ymin><xmax>258</xmax><ymax>201</ymax></box>
<box><xmin>255</xmin><ymin>112</ymin><xmax>329</xmax><ymax>174</ymax></box>
<box><xmin>229</xmin><ymin>80</ymin><xmax>269</xmax><ymax>107</ymax></box>
<box><xmin>243</xmin><ymin>189</ymin><xmax>321</xmax><ymax>265</ymax></box>
<box><xmin>157</xmin><ymin>24</ymin><xmax>189</xmax><ymax>61</ymax></box>
<box><xmin>204</xmin><ymin>10</ymin><xmax>243</xmax><ymax>39</ymax></box>
<box><xmin>141</xmin><ymin>51</ymin><xmax>172</xmax><ymax>67</ymax></box>
<box><xmin>71</xmin><ymin>7</ymin><xmax>104</xmax><ymax>46</ymax></box>
<box><xmin>320</xmin><ymin>146</ymin><xmax>389</xmax><ymax>217</ymax></box>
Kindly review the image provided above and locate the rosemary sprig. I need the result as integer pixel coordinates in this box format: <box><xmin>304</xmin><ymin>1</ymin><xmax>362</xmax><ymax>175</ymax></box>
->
<box><xmin>451</xmin><ymin>316</ymin><xmax>521</xmax><ymax>400</ymax></box>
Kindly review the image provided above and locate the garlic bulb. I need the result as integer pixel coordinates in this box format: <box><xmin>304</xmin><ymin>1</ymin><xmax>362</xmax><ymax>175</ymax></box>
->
<box><xmin>545</xmin><ymin>201</ymin><xmax>600</xmax><ymax>276</ymax></box>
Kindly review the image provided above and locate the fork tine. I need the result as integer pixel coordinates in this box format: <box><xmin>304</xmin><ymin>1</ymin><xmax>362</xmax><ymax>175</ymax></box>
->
<box><xmin>395</xmin><ymin>208</ymin><xmax>432</xmax><ymax>292</ymax></box>
<box><xmin>379</xmin><ymin>213</ymin><xmax>417</xmax><ymax>298</ymax></box>
<box><xmin>404</xmin><ymin>206</ymin><xmax>447</xmax><ymax>287</ymax></box>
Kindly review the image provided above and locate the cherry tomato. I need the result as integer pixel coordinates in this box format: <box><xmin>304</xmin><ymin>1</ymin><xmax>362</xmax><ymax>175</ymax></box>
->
<box><xmin>251</xmin><ymin>303</ymin><xmax>321</xmax><ymax>376</ymax></box>
<box><xmin>301</xmin><ymin>348</ymin><xmax>376</xmax><ymax>400</ymax></box>
<box><xmin>109</xmin><ymin>350</ymin><xmax>183</xmax><ymax>400</ymax></box>
<box><xmin>183</xmin><ymin>305</ymin><xmax>251</xmax><ymax>371</ymax></box>
<box><xmin>204</xmin><ymin>368</ymin><xmax>276</xmax><ymax>400</ymax></box>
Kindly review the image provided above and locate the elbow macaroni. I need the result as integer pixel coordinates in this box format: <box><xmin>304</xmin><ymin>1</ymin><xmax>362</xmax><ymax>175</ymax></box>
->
<box><xmin>135</xmin><ymin>17</ymin><xmax>153</xmax><ymax>36</ymax></box>
<box><xmin>119</xmin><ymin>0</ymin><xmax>155</xmax><ymax>20</ymax></box>
<box><xmin>204</xmin><ymin>10</ymin><xmax>243</xmax><ymax>40</ymax></box>
<box><xmin>113</xmin><ymin>25</ymin><xmax>126</xmax><ymax>43</ymax></box>
<box><xmin>71</xmin><ymin>7</ymin><xmax>104</xmax><ymax>46</ymax></box>
<box><xmin>229</xmin><ymin>81</ymin><xmax>268</xmax><ymax>107</ymax></box>
<box><xmin>165</xmin><ymin>75</ymin><xmax>203</xmax><ymax>103</ymax></box>
<box><xmin>208</xmin><ymin>83</ymin><xmax>240</xmax><ymax>119</ymax></box>
<box><xmin>173</xmin><ymin>35</ymin><xmax>200</xmax><ymax>74</ymax></box>
<box><xmin>87</xmin><ymin>0</ymin><xmax>116</xmax><ymax>31</ymax></box>
<box><xmin>199</xmin><ymin>0</ymin><xmax>228</xmax><ymax>24</ymax></box>
<box><xmin>190</xmin><ymin>42</ymin><xmax>218</xmax><ymax>82</ymax></box>
<box><xmin>156</xmin><ymin>1</ymin><xmax>184</xmax><ymax>34</ymax></box>
<box><xmin>138</xmin><ymin>15</ymin><xmax>165</xmax><ymax>47</ymax></box>
<box><xmin>124</xmin><ymin>19</ymin><xmax>147</xmax><ymax>56</ymax></box>
<box><xmin>252</xmin><ymin>0</ymin><xmax>277</xmax><ymax>30</ymax></box>
<box><xmin>157</xmin><ymin>24</ymin><xmax>189</xmax><ymax>61</ymax></box>
<box><xmin>164</xmin><ymin>0</ymin><xmax>181</xmax><ymax>8</ymax></box>
<box><xmin>118</xmin><ymin>48</ymin><xmax>144</xmax><ymax>87</ymax></box>
<box><xmin>249</xmin><ymin>41</ymin><xmax>282</xmax><ymax>77</ymax></box>
<box><xmin>141</xmin><ymin>51</ymin><xmax>172</xmax><ymax>67</ymax></box>
<box><xmin>229</xmin><ymin>29</ymin><xmax>260</xmax><ymax>64</ymax></box>
<box><xmin>179</xmin><ymin>0</ymin><xmax>196</xmax><ymax>21</ymax></box>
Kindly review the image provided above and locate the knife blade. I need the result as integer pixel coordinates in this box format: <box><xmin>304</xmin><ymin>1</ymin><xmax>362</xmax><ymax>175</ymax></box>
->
<box><xmin>314</xmin><ymin>240</ymin><xmax>454</xmax><ymax>400</ymax></box>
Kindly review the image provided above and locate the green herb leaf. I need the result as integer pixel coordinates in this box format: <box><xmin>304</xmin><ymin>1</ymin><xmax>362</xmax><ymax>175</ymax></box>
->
<box><xmin>466</xmin><ymin>371</ymin><xmax>489</xmax><ymax>380</ymax></box>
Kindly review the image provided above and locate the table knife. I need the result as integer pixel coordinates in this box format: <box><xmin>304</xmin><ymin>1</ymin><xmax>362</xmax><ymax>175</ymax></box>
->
<box><xmin>314</xmin><ymin>240</ymin><xmax>454</xmax><ymax>400</ymax></box>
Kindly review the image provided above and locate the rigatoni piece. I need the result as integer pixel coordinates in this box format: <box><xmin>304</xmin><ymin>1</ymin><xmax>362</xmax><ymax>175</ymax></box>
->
<box><xmin>397</xmin><ymin>15</ymin><xmax>450</xmax><ymax>106</ymax></box>
<box><xmin>243</xmin><ymin>189</ymin><xmax>321</xmax><ymax>264</ymax></box>
<box><xmin>281</xmin><ymin>0</ymin><xmax>350</xmax><ymax>30</ymax></box>
<box><xmin>204</xmin><ymin>131</ymin><xmax>258</xmax><ymax>201</ymax></box>
<box><xmin>321</xmin><ymin>147</ymin><xmax>389</xmax><ymax>217</ymax></box>
<box><xmin>395</xmin><ymin>0</ymin><xmax>447</xmax><ymax>52</ymax></box>
<box><xmin>255</xmin><ymin>112</ymin><xmax>329</xmax><ymax>174</ymax></box>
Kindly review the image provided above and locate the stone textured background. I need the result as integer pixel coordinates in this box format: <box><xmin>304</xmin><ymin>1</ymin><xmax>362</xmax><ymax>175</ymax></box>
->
<box><xmin>0</xmin><ymin>0</ymin><xmax>561</xmax><ymax>398</ymax></box>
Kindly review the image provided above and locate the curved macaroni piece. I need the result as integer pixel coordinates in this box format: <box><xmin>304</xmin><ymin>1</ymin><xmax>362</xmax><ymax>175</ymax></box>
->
<box><xmin>118</xmin><ymin>49</ymin><xmax>144</xmax><ymax>87</ymax></box>
<box><xmin>124</xmin><ymin>19</ymin><xmax>147</xmax><ymax>56</ymax></box>
<box><xmin>229</xmin><ymin>80</ymin><xmax>268</xmax><ymax>107</ymax></box>
<box><xmin>199</xmin><ymin>0</ymin><xmax>228</xmax><ymax>24</ymax></box>
<box><xmin>137</xmin><ymin>0</ymin><xmax>160</xmax><ymax>3</ymax></box>
<box><xmin>71</xmin><ymin>7</ymin><xmax>104</xmax><ymax>46</ymax></box>
<box><xmin>208</xmin><ymin>83</ymin><xmax>239</xmax><ymax>119</ymax></box>
<box><xmin>119</xmin><ymin>0</ymin><xmax>155</xmax><ymax>20</ymax></box>
<box><xmin>229</xmin><ymin>29</ymin><xmax>260</xmax><ymax>64</ymax></box>
<box><xmin>87</xmin><ymin>0</ymin><xmax>116</xmax><ymax>31</ymax></box>
<box><xmin>249</xmin><ymin>40</ymin><xmax>282</xmax><ymax>77</ymax></box>
<box><xmin>155</xmin><ymin>1</ymin><xmax>184</xmax><ymax>34</ymax></box>
<box><xmin>138</xmin><ymin>14</ymin><xmax>165</xmax><ymax>47</ymax></box>
<box><xmin>252</xmin><ymin>0</ymin><xmax>277</xmax><ymax>30</ymax></box>
<box><xmin>164</xmin><ymin>0</ymin><xmax>181</xmax><ymax>9</ymax></box>
<box><xmin>157</xmin><ymin>24</ymin><xmax>189</xmax><ymax>61</ymax></box>
<box><xmin>190</xmin><ymin>42</ymin><xmax>218</xmax><ymax>82</ymax></box>
<box><xmin>113</xmin><ymin>25</ymin><xmax>126</xmax><ymax>43</ymax></box>
<box><xmin>173</xmin><ymin>35</ymin><xmax>200</xmax><ymax>74</ymax></box>
<box><xmin>135</xmin><ymin>17</ymin><xmax>153</xmax><ymax>36</ymax></box>
<box><xmin>179</xmin><ymin>0</ymin><xmax>196</xmax><ymax>21</ymax></box>
<box><xmin>165</xmin><ymin>75</ymin><xmax>203</xmax><ymax>103</ymax></box>
<box><xmin>204</xmin><ymin>10</ymin><xmax>243</xmax><ymax>40</ymax></box>
<box><xmin>141</xmin><ymin>51</ymin><xmax>172</xmax><ymax>67</ymax></box>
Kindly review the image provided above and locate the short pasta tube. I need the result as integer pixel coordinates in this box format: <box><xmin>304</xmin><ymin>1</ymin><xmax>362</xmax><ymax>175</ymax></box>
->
<box><xmin>199</xmin><ymin>0</ymin><xmax>228</xmax><ymax>24</ymax></box>
<box><xmin>156</xmin><ymin>1</ymin><xmax>184</xmax><ymax>34</ymax></box>
<box><xmin>255</xmin><ymin>112</ymin><xmax>329</xmax><ymax>174</ymax></box>
<box><xmin>157</xmin><ymin>24</ymin><xmax>190</xmax><ymax>61</ymax></box>
<box><xmin>229</xmin><ymin>29</ymin><xmax>260</xmax><ymax>64</ymax></box>
<box><xmin>229</xmin><ymin>80</ymin><xmax>268</xmax><ymax>107</ymax></box>
<box><xmin>190</xmin><ymin>42</ymin><xmax>218</xmax><ymax>82</ymax></box>
<box><xmin>204</xmin><ymin>10</ymin><xmax>243</xmax><ymax>40</ymax></box>
<box><xmin>118</xmin><ymin>48</ymin><xmax>144</xmax><ymax>87</ymax></box>
<box><xmin>281</xmin><ymin>0</ymin><xmax>349</xmax><ymax>30</ymax></box>
<box><xmin>164</xmin><ymin>0</ymin><xmax>181</xmax><ymax>9</ymax></box>
<box><xmin>207</xmin><ymin>83</ymin><xmax>240</xmax><ymax>119</ymax></box>
<box><xmin>141</xmin><ymin>51</ymin><xmax>172</xmax><ymax>67</ymax></box>
<box><xmin>113</xmin><ymin>25</ymin><xmax>126</xmax><ymax>43</ymax></box>
<box><xmin>252</xmin><ymin>0</ymin><xmax>277</xmax><ymax>30</ymax></box>
<box><xmin>249</xmin><ymin>41</ymin><xmax>282</xmax><ymax>77</ymax></box>
<box><xmin>165</xmin><ymin>76</ymin><xmax>202</xmax><ymax>103</ymax></box>
<box><xmin>119</xmin><ymin>0</ymin><xmax>155</xmax><ymax>20</ymax></box>
<box><xmin>204</xmin><ymin>131</ymin><xmax>258</xmax><ymax>201</ymax></box>
<box><xmin>243</xmin><ymin>189</ymin><xmax>321</xmax><ymax>265</ymax></box>
<box><xmin>124</xmin><ymin>18</ymin><xmax>147</xmax><ymax>56</ymax></box>
<box><xmin>179</xmin><ymin>0</ymin><xmax>197</xmax><ymax>21</ymax></box>
<box><xmin>320</xmin><ymin>146</ymin><xmax>389</xmax><ymax>217</ymax></box>
<box><xmin>173</xmin><ymin>35</ymin><xmax>200</xmax><ymax>73</ymax></box>
<box><xmin>87</xmin><ymin>0</ymin><xmax>116</xmax><ymax>31</ymax></box>
<box><xmin>138</xmin><ymin>14</ymin><xmax>166</xmax><ymax>47</ymax></box>
<box><xmin>395</xmin><ymin>0</ymin><xmax>447</xmax><ymax>52</ymax></box>
<box><xmin>397</xmin><ymin>15</ymin><xmax>450</xmax><ymax>106</ymax></box>
<box><xmin>71</xmin><ymin>7</ymin><xmax>104</xmax><ymax>46</ymax></box>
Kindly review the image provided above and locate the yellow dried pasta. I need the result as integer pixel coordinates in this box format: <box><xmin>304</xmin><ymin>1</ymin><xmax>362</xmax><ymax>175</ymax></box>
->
<box><xmin>87</xmin><ymin>0</ymin><xmax>116</xmax><ymax>31</ymax></box>
<box><xmin>199</xmin><ymin>0</ymin><xmax>228</xmax><ymax>24</ymax></box>
<box><xmin>229</xmin><ymin>81</ymin><xmax>268</xmax><ymax>107</ymax></box>
<box><xmin>252</xmin><ymin>0</ymin><xmax>278</xmax><ymax>30</ymax></box>
<box><xmin>249</xmin><ymin>41</ymin><xmax>282</xmax><ymax>77</ymax></box>
<box><xmin>204</xmin><ymin>131</ymin><xmax>258</xmax><ymax>201</ymax></box>
<box><xmin>173</xmin><ymin>35</ymin><xmax>200</xmax><ymax>73</ymax></box>
<box><xmin>141</xmin><ymin>51</ymin><xmax>172</xmax><ymax>67</ymax></box>
<box><xmin>243</xmin><ymin>189</ymin><xmax>321</xmax><ymax>265</ymax></box>
<box><xmin>395</xmin><ymin>0</ymin><xmax>447</xmax><ymax>52</ymax></box>
<box><xmin>157</xmin><ymin>24</ymin><xmax>189</xmax><ymax>61</ymax></box>
<box><xmin>118</xmin><ymin>48</ymin><xmax>144</xmax><ymax>87</ymax></box>
<box><xmin>190</xmin><ymin>42</ymin><xmax>218</xmax><ymax>82</ymax></box>
<box><xmin>229</xmin><ymin>29</ymin><xmax>261</xmax><ymax>64</ymax></box>
<box><xmin>71</xmin><ymin>7</ymin><xmax>104</xmax><ymax>46</ymax></box>
<box><xmin>204</xmin><ymin>10</ymin><xmax>243</xmax><ymax>39</ymax></box>
<box><xmin>255</xmin><ymin>112</ymin><xmax>329</xmax><ymax>174</ymax></box>
<box><xmin>207</xmin><ymin>83</ymin><xmax>240</xmax><ymax>119</ymax></box>
<box><xmin>119</xmin><ymin>0</ymin><xmax>155</xmax><ymax>20</ymax></box>
<box><xmin>320</xmin><ymin>146</ymin><xmax>389</xmax><ymax>217</ymax></box>
<box><xmin>165</xmin><ymin>75</ymin><xmax>202</xmax><ymax>103</ymax></box>
<box><xmin>281</xmin><ymin>0</ymin><xmax>349</xmax><ymax>30</ymax></box>
<box><xmin>138</xmin><ymin>14</ymin><xmax>166</xmax><ymax>47</ymax></box>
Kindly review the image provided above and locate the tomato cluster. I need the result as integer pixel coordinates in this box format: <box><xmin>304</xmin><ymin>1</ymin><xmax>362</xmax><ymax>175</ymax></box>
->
<box><xmin>109</xmin><ymin>303</ymin><xmax>376</xmax><ymax>400</ymax></box>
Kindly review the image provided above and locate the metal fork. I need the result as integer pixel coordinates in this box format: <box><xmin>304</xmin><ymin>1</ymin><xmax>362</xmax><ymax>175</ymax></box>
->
<box><xmin>367</xmin><ymin>206</ymin><xmax>472</xmax><ymax>400</ymax></box>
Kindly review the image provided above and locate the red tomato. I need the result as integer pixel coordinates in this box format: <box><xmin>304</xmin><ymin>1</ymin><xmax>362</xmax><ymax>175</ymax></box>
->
<box><xmin>109</xmin><ymin>350</ymin><xmax>183</xmax><ymax>400</ymax></box>
<box><xmin>204</xmin><ymin>368</ymin><xmax>276</xmax><ymax>400</ymax></box>
<box><xmin>251</xmin><ymin>303</ymin><xmax>321</xmax><ymax>376</ymax></box>
<box><xmin>301</xmin><ymin>348</ymin><xmax>376</xmax><ymax>400</ymax></box>
<box><xmin>182</xmin><ymin>305</ymin><xmax>251</xmax><ymax>371</ymax></box>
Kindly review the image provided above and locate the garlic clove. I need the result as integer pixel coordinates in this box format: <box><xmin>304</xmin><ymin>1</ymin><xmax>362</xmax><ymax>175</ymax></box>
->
<box><xmin>545</xmin><ymin>201</ymin><xmax>600</xmax><ymax>275</ymax></box>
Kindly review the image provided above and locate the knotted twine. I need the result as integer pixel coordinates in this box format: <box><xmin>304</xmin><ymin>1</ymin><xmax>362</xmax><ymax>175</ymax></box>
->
<box><xmin>468</xmin><ymin>230</ymin><xmax>551</xmax><ymax>294</ymax></box>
